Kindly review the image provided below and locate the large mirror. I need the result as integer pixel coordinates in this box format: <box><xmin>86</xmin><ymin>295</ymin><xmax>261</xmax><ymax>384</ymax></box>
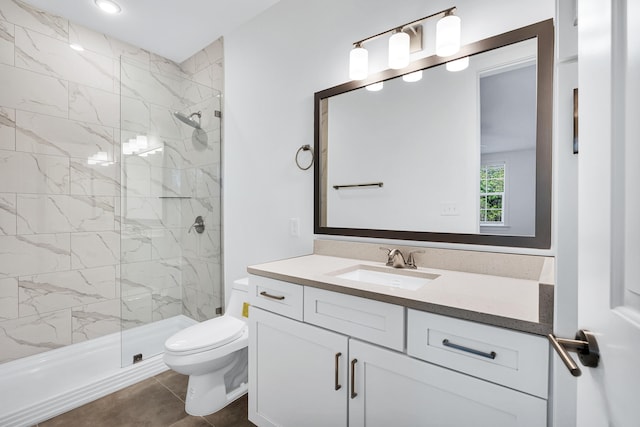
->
<box><xmin>314</xmin><ymin>20</ymin><xmax>553</xmax><ymax>248</ymax></box>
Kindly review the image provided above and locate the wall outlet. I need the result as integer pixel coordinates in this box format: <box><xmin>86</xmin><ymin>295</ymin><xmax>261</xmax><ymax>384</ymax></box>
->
<box><xmin>289</xmin><ymin>217</ymin><xmax>300</xmax><ymax>237</ymax></box>
<box><xmin>440</xmin><ymin>202</ymin><xmax>459</xmax><ymax>216</ymax></box>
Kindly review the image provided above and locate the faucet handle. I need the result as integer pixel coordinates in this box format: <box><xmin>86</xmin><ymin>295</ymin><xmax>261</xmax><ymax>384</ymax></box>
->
<box><xmin>406</xmin><ymin>250</ymin><xmax>425</xmax><ymax>269</ymax></box>
<box><xmin>379</xmin><ymin>247</ymin><xmax>393</xmax><ymax>266</ymax></box>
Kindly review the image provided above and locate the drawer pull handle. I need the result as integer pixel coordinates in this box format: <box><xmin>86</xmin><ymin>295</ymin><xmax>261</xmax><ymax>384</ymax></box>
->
<box><xmin>334</xmin><ymin>352</ymin><xmax>342</xmax><ymax>390</ymax></box>
<box><xmin>442</xmin><ymin>339</ymin><xmax>497</xmax><ymax>360</ymax></box>
<box><xmin>259</xmin><ymin>291</ymin><xmax>285</xmax><ymax>300</ymax></box>
<box><xmin>350</xmin><ymin>359</ymin><xmax>358</xmax><ymax>399</ymax></box>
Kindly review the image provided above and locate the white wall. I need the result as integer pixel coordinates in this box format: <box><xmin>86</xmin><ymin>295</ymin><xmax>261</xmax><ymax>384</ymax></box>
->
<box><xmin>224</xmin><ymin>0</ymin><xmax>554</xmax><ymax>282</ymax></box>
<box><xmin>327</xmin><ymin>64</ymin><xmax>478</xmax><ymax>233</ymax></box>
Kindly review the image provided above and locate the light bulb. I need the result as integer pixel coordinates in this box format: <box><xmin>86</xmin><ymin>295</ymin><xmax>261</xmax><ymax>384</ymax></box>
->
<box><xmin>436</xmin><ymin>13</ymin><xmax>461</xmax><ymax>57</ymax></box>
<box><xmin>365</xmin><ymin>82</ymin><xmax>384</xmax><ymax>92</ymax></box>
<box><xmin>349</xmin><ymin>45</ymin><xmax>368</xmax><ymax>80</ymax></box>
<box><xmin>446</xmin><ymin>56</ymin><xmax>469</xmax><ymax>72</ymax></box>
<box><xmin>402</xmin><ymin>70</ymin><xmax>423</xmax><ymax>82</ymax></box>
<box><xmin>95</xmin><ymin>0</ymin><xmax>121</xmax><ymax>14</ymax></box>
<box><xmin>388</xmin><ymin>30</ymin><xmax>410</xmax><ymax>69</ymax></box>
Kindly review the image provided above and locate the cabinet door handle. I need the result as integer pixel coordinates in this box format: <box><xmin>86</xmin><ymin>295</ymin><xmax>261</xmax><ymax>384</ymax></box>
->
<box><xmin>259</xmin><ymin>291</ymin><xmax>285</xmax><ymax>300</ymax></box>
<box><xmin>334</xmin><ymin>352</ymin><xmax>342</xmax><ymax>390</ymax></box>
<box><xmin>442</xmin><ymin>339</ymin><xmax>497</xmax><ymax>359</ymax></box>
<box><xmin>350</xmin><ymin>358</ymin><xmax>358</xmax><ymax>399</ymax></box>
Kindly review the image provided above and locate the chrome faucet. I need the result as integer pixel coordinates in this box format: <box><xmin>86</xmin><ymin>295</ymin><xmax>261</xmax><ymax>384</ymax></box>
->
<box><xmin>380</xmin><ymin>248</ymin><xmax>425</xmax><ymax>269</ymax></box>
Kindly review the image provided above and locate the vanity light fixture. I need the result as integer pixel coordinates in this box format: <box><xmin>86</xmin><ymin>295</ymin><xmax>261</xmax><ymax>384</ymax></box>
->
<box><xmin>95</xmin><ymin>0</ymin><xmax>121</xmax><ymax>15</ymax></box>
<box><xmin>435</xmin><ymin>10</ymin><xmax>461</xmax><ymax>56</ymax></box>
<box><xmin>446</xmin><ymin>56</ymin><xmax>469</xmax><ymax>72</ymax></box>
<box><xmin>402</xmin><ymin>70</ymin><xmax>423</xmax><ymax>82</ymax></box>
<box><xmin>365</xmin><ymin>82</ymin><xmax>384</xmax><ymax>92</ymax></box>
<box><xmin>349</xmin><ymin>43</ymin><xmax>368</xmax><ymax>80</ymax></box>
<box><xmin>388</xmin><ymin>29</ymin><xmax>411</xmax><ymax>69</ymax></box>
<box><xmin>348</xmin><ymin>6</ymin><xmax>460</xmax><ymax>80</ymax></box>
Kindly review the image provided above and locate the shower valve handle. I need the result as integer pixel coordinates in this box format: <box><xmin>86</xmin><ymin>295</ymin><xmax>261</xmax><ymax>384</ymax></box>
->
<box><xmin>188</xmin><ymin>216</ymin><xmax>205</xmax><ymax>234</ymax></box>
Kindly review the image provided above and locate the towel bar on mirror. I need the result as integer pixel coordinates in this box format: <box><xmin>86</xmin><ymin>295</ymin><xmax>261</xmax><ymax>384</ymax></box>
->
<box><xmin>333</xmin><ymin>182</ymin><xmax>384</xmax><ymax>190</ymax></box>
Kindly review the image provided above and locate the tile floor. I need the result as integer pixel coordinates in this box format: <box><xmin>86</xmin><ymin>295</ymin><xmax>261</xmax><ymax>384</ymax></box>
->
<box><xmin>36</xmin><ymin>370</ymin><xmax>255</xmax><ymax>427</ymax></box>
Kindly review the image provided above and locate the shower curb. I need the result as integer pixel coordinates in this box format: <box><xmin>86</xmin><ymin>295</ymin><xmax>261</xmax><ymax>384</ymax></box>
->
<box><xmin>0</xmin><ymin>315</ymin><xmax>197</xmax><ymax>427</ymax></box>
<box><xmin>0</xmin><ymin>355</ymin><xmax>169</xmax><ymax>427</ymax></box>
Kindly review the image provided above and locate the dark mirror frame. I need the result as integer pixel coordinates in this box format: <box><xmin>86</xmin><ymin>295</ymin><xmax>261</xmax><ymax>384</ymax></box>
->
<box><xmin>313</xmin><ymin>19</ymin><xmax>553</xmax><ymax>249</ymax></box>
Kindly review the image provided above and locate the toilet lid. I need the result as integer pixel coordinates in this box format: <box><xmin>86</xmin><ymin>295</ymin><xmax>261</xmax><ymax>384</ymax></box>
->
<box><xmin>165</xmin><ymin>316</ymin><xmax>245</xmax><ymax>353</ymax></box>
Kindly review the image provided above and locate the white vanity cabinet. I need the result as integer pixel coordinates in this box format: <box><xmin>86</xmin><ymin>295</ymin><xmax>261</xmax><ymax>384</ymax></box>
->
<box><xmin>350</xmin><ymin>339</ymin><xmax>547</xmax><ymax>427</ymax></box>
<box><xmin>248</xmin><ymin>275</ymin><xmax>549</xmax><ymax>427</ymax></box>
<box><xmin>249</xmin><ymin>307</ymin><xmax>348</xmax><ymax>427</ymax></box>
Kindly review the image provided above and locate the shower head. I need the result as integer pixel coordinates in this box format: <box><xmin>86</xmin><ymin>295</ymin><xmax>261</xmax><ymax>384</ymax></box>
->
<box><xmin>174</xmin><ymin>111</ymin><xmax>202</xmax><ymax>129</ymax></box>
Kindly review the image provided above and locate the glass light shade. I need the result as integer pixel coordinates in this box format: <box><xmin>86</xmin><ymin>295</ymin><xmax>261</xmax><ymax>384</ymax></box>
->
<box><xmin>436</xmin><ymin>14</ymin><xmax>461</xmax><ymax>57</ymax></box>
<box><xmin>446</xmin><ymin>56</ymin><xmax>469</xmax><ymax>72</ymax></box>
<box><xmin>349</xmin><ymin>46</ymin><xmax>368</xmax><ymax>80</ymax></box>
<box><xmin>388</xmin><ymin>31</ymin><xmax>410</xmax><ymax>69</ymax></box>
<box><xmin>402</xmin><ymin>70</ymin><xmax>423</xmax><ymax>82</ymax></box>
<box><xmin>365</xmin><ymin>82</ymin><xmax>384</xmax><ymax>92</ymax></box>
<box><xmin>95</xmin><ymin>0</ymin><xmax>121</xmax><ymax>14</ymax></box>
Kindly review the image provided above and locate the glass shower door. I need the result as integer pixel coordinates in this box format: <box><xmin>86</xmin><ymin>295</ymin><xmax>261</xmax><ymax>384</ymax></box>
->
<box><xmin>119</xmin><ymin>57</ymin><xmax>223</xmax><ymax>366</ymax></box>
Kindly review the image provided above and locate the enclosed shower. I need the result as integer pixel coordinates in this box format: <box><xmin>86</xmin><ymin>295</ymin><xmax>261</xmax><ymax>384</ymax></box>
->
<box><xmin>0</xmin><ymin>0</ymin><xmax>224</xmax><ymax>419</ymax></box>
<box><xmin>119</xmin><ymin>57</ymin><xmax>224</xmax><ymax>366</ymax></box>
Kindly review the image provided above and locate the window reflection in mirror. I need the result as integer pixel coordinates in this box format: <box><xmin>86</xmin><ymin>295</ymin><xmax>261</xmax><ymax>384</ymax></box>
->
<box><xmin>479</xmin><ymin>58</ymin><xmax>536</xmax><ymax>235</ymax></box>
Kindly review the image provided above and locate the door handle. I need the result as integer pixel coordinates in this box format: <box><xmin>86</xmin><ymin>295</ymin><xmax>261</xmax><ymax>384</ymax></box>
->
<box><xmin>548</xmin><ymin>329</ymin><xmax>600</xmax><ymax>377</ymax></box>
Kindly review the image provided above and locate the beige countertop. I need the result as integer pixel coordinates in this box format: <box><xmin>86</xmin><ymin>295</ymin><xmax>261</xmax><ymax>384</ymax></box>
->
<box><xmin>248</xmin><ymin>254</ymin><xmax>553</xmax><ymax>336</ymax></box>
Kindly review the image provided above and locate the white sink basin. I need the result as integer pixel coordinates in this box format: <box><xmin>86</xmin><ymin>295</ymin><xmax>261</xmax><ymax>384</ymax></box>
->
<box><xmin>330</xmin><ymin>265</ymin><xmax>439</xmax><ymax>291</ymax></box>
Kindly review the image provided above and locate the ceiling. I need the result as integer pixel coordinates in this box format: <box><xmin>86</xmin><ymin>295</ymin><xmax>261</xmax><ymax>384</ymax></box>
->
<box><xmin>20</xmin><ymin>0</ymin><xmax>280</xmax><ymax>63</ymax></box>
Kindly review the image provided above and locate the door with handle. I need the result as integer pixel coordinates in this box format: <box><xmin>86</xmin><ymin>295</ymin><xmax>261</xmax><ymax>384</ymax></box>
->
<box><xmin>248</xmin><ymin>307</ymin><xmax>348</xmax><ymax>427</ymax></box>
<box><xmin>348</xmin><ymin>338</ymin><xmax>546</xmax><ymax>427</ymax></box>
<box><xmin>572</xmin><ymin>0</ymin><xmax>640</xmax><ymax>425</ymax></box>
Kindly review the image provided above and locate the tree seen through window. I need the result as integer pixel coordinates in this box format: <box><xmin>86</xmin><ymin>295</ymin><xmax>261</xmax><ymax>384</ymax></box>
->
<box><xmin>480</xmin><ymin>164</ymin><xmax>505</xmax><ymax>224</ymax></box>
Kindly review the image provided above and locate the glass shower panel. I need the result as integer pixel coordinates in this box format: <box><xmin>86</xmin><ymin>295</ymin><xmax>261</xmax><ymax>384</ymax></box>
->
<box><xmin>119</xmin><ymin>57</ymin><xmax>223</xmax><ymax>367</ymax></box>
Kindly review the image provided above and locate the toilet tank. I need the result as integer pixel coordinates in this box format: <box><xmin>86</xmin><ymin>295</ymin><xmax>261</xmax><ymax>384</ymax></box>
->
<box><xmin>225</xmin><ymin>278</ymin><xmax>249</xmax><ymax>320</ymax></box>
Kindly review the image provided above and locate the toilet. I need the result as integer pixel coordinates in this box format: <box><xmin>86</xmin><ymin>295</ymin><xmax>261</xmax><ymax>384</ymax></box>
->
<box><xmin>163</xmin><ymin>278</ymin><xmax>249</xmax><ymax>416</ymax></box>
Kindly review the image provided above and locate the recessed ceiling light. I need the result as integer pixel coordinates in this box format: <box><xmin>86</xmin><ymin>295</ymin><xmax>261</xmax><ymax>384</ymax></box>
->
<box><xmin>69</xmin><ymin>43</ymin><xmax>85</xmax><ymax>52</ymax></box>
<box><xmin>95</xmin><ymin>0</ymin><xmax>121</xmax><ymax>15</ymax></box>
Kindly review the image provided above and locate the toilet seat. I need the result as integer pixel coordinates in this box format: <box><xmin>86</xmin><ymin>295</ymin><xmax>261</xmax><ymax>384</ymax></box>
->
<box><xmin>164</xmin><ymin>316</ymin><xmax>245</xmax><ymax>356</ymax></box>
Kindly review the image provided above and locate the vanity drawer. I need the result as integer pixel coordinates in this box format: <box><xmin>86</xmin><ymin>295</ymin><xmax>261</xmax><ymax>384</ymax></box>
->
<box><xmin>407</xmin><ymin>310</ymin><xmax>549</xmax><ymax>399</ymax></box>
<box><xmin>304</xmin><ymin>287</ymin><xmax>404</xmax><ymax>351</ymax></box>
<box><xmin>248</xmin><ymin>275</ymin><xmax>303</xmax><ymax>321</ymax></box>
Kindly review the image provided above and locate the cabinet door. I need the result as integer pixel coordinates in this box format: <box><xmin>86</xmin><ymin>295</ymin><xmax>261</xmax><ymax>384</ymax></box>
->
<box><xmin>249</xmin><ymin>307</ymin><xmax>348</xmax><ymax>427</ymax></box>
<box><xmin>348</xmin><ymin>339</ymin><xmax>547</xmax><ymax>427</ymax></box>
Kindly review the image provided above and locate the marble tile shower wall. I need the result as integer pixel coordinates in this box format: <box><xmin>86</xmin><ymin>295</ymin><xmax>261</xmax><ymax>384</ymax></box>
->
<box><xmin>0</xmin><ymin>0</ymin><xmax>224</xmax><ymax>364</ymax></box>
<box><xmin>120</xmin><ymin>54</ymin><xmax>223</xmax><ymax>329</ymax></box>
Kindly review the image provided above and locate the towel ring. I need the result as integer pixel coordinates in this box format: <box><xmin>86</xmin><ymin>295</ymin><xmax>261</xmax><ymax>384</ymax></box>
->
<box><xmin>295</xmin><ymin>144</ymin><xmax>314</xmax><ymax>170</ymax></box>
